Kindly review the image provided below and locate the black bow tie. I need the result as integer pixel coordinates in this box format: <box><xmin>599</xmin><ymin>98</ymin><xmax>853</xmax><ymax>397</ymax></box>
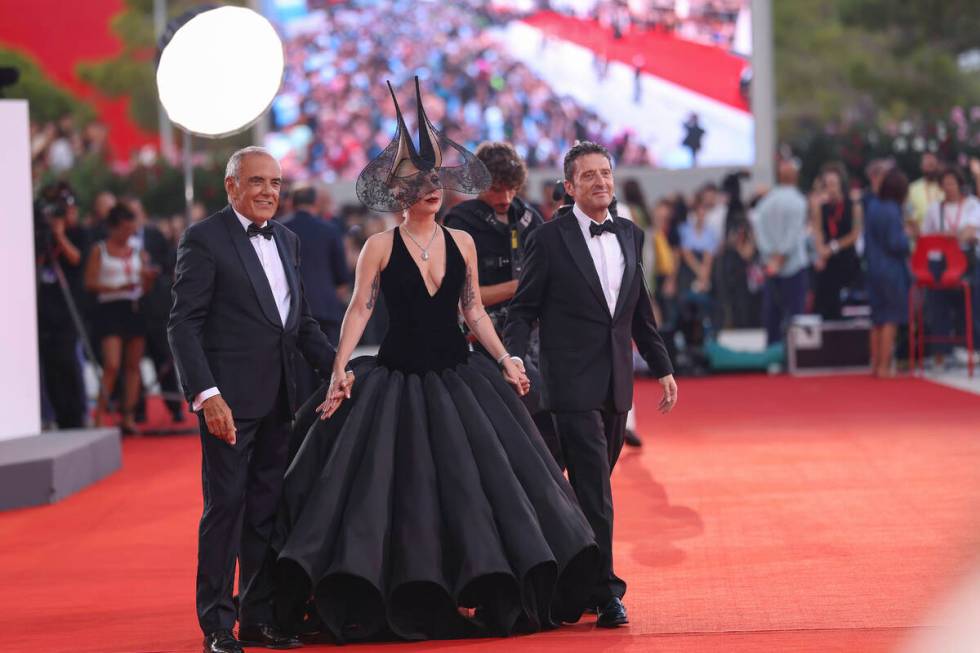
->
<box><xmin>247</xmin><ymin>223</ymin><xmax>274</xmax><ymax>240</ymax></box>
<box><xmin>589</xmin><ymin>220</ymin><xmax>616</xmax><ymax>238</ymax></box>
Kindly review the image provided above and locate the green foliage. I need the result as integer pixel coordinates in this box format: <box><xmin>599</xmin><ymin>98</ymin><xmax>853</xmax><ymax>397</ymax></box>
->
<box><xmin>40</xmin><ymin>153</ymin><xmax>234</xmax><ymax>218</ymax></box>
<box><xmin>837</xmin><ymin>0</ymin><xmax>980</xmax><ymax>56</ymax></box>
<box><xmin>75</xmin><ymin>0</ymin><xmax>246</xmax><ymax>133</ymax></box>
<box><xmin>128</xmin><ymin>158</ymin><xmax>230</xmax><ymax>217</ymax></box>
<box><xmin>38</xmin><ymin>152</ymin><xmax>126</xmax><ymax>214</ymax></box>
<box><xmin>775</xmin><ymin>0</ymin><xmax>980</xmax><ymax>145</ymax></box>
<box><xmin>0</xmin><ymin>46</ymin><xmax>95</xmax><ymax>123</ymax></box>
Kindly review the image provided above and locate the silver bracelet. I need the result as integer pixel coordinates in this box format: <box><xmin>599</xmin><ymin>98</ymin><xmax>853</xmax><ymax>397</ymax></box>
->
<box><xmin>495</xmin><ymin>352</ymin><xmax>511</xmax><ymax>367</ymax></box>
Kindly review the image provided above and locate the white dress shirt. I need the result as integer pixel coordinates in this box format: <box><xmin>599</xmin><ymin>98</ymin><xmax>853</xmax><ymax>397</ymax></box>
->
<box><xmin>573</xmin><ymin>203</ymin><xmax>625</xmax><ymax>315</ymax></box>
<box><xmin>192</xmin><ymin>209</ymin><xmax>293</xmax><ymax>412</ymax></box>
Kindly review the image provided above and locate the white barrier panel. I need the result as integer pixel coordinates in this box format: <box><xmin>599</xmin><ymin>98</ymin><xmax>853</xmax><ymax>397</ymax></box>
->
<box><xmin>0</xmin><ymin>100</ymin><xmax>40</xmax><ymax>441</ymax></box>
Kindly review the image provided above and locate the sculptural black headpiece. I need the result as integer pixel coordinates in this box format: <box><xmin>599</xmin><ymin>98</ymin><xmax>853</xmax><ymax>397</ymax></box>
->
<box><xmin>355</xmin><ymin>77</ymin><xmax>491</xmax><ymax>212</ymax></box>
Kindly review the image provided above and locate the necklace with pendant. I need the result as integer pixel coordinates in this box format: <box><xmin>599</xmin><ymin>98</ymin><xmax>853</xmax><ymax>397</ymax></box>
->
<box><xmin>401</xmin><ymin>224</ymin><xmax>438</xmax><ymax>261</ymax></box>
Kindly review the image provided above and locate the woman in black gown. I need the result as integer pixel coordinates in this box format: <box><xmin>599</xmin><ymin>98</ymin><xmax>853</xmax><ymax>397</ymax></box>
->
<box><xmin>271</xmin><ymin>80</ymin><xmax>599</xmax><ymax>643</ymax></box>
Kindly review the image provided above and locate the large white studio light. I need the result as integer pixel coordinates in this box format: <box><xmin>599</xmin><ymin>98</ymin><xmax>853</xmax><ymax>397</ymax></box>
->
<box><xmin>157</xmin><ymin>5</ymin><xmax>284</xmax><ymax>137</ymax></box>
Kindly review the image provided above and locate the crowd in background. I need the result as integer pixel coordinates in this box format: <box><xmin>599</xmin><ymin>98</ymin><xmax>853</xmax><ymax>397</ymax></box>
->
<box><xmin>622</xmin><ymin>152</ymin><xmax>980</xmax><ymax>376</ymax></box>
<box><xmin>30</xmin><ymin>115</ymin><xmax>110</xmax><ymax>182</ymax></box>
<box><xmin>270</xmin><ymin>0</ymin><xmax>637</xmax><ymax>181</ymax></box>
<box><xmin>32</xmin><ymin>118</ymin><xmax>980</xmax><ymax>429</ymax></box>
<box><xmin>268</xmin><ymin>0</ymin><xmax>746</xmax><ymax>182</ymax></box>
<box><xmin>550</xmin><ymin>0</ymin><xmax>746</xmax><ymax>48</ymax></box>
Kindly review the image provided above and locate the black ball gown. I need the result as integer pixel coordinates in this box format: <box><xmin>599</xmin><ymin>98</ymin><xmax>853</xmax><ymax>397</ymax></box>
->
<box><xmin>272</xmin><ymin>226</ymin><xmax>599</xmax><ymax>642</ymax></box>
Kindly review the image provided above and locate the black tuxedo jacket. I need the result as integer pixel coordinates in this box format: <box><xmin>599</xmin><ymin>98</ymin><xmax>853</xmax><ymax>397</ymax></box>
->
<box><xmin>282</xmin><ymin>210</ymin><xmax>349</xmax><ymax>325</ymax></box>
<box><xmin>139</xmin><ymin>222</ymin><xmax>176</xmax><ymax>321</ymax></box>
<box><xmin>503</xmin><ymin>211</ymin><xmax>672</xmax><ymax>413</ymax></box>
<box><xmin>168</xmin><ymin>206</ymin><xmax>336</xmax><ymax>419</ymax></box>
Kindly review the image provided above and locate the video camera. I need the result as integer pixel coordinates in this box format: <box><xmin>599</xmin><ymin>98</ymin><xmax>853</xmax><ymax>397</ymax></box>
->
<box><xmin>34</xmin><ymin>181</ymin><xmax>76</xmax><ymax>258</ymax></box>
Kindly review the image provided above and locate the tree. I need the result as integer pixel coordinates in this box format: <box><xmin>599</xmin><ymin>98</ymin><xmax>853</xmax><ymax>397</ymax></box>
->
<box><xmin>75</xmin><ymin>0</ymin><xmax>245</xmax><ymax>134</ymax></box>
<box><xmin>773</xmin><ymin>1</ymin><xmax>980</xmax><ymax>144</ymax></box>
<box><xmin>0</xmin><ymin>47</ymin><xmax>95</xmax><ymax>123</ymax></box>
<box><xmin>838</xmin><ymin>0</ymin><xmax>980</xmax><ymax>56</ymax></box>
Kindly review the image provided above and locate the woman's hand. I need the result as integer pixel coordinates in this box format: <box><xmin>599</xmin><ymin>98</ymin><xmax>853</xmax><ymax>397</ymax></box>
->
<box><xmin>501</xmin><ymin>357</ymin><xmax>530</xmax><ymax>396</ymax></box>
<box><xmin>317</xmin><ymin>369</ymin><xmax>356</xmax><ymax>420</ymax></box>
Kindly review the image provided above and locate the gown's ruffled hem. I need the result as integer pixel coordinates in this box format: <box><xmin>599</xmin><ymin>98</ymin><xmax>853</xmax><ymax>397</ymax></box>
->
<box><xmin>271</xmin><ymin>353</ymin><xmax>598</xmax><ymax>642</ymax></box>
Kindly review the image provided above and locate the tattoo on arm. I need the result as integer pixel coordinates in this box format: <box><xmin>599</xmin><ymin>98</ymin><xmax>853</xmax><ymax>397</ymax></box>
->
<box><xmin>472</xmin><ymin>312</ymin><xmax>489</xmax><ymax>328</ymax></box>
<box><xmin>461</xmin><ymin>267</ymin><xmax>475</xmax><ymax>309</ymax></box>
<box><xmin>366</xmin><ymin>272</ymin><xmax>380</xmax><ymax>310</ymax></box>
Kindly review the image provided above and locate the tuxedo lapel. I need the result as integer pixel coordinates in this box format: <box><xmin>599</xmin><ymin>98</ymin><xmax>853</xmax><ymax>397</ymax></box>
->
<box><xmin>272</xmin><ymin>222</ymin><xmax>301</xmax><ymax>330</ymax></box>
<box><xmin>558</xmin><ymin>214</ymin><xmax>609</xmax><ymax>315</ymax></box>
<box><xmin>611</xmin><ymin>219</ymin><xmax>636</xmax><ymax>321</ymax></box>
<box><xmin>221</xmin><ymin>208</ymin><xmax>283</xmax><ymax>328</ymax></box>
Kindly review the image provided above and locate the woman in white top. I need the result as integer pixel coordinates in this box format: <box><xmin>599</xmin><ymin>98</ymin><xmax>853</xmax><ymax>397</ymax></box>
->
<box><xmin>922</xmin><ymin>167</ymin><xmax>980</xmax><ymax>240</ymax></box>
<box><xmin>84</xmin><ymin>204</ymin><xmax>156</xmax><ymax>432</ymax></box>
<box><xmin>921</xmin><ymin>166</ymin><xmax>980</xmax><ymax>365</ymax></box>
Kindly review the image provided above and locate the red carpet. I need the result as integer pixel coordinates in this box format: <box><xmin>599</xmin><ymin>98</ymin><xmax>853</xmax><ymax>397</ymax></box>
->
<box><xmin>523</xmin><ymin>11</ymin><xmax>750</xmax><ymax>112</ymax></box>
<box><xmin>1</xmin><ymin>375</ymin><xmax>979</xmax><ymax>652</ymax></box>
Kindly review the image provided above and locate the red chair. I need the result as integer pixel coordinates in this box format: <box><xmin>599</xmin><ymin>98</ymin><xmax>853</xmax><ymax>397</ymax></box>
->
<box><xmin>908</xmin><ymin>235</ymin><xmax>974</xmax><ymax>377</ymax></box>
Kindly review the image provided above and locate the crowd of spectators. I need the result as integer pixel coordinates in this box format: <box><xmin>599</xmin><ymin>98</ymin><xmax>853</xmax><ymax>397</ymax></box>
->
<box><xmin>551</xmin><ymin>0</ymin><xmax>747</xmax><ymax>49</ymax></box>
<box><xmin>34</xmin><ymin>184</ymin><xmax>183</xmax><ymax>430</ymax></box>
<box><xmin>627</xmin><ymin>152</ymin><xmax>980</xmax><ymax>376</ymax></box>
<box><xmin>30</xmin><ymin>115</ymin><xmax>110</xmax><ymax>183</ymax></box>
<box><xmin>34</xmin><ymin>141</ymin><xmax>980</xmax><ymax>429</ymax></box>
<box><xmin>267</xmin><ymin>0</ymin><xmax>746</xmax><ymax>182</ymax></box>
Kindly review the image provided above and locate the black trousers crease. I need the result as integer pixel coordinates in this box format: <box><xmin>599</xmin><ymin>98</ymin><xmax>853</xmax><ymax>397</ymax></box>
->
<box><xmin>196</xmin><ymin>386</ymin><xmax>291</xmax><ymax>635</ymax></box>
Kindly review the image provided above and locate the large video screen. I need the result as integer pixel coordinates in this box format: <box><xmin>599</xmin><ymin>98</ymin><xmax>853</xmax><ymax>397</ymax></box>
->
<box><xmin>262</xmin><ymin>0</ymin><xmax>754</xmax><ymax>182</ymax></box>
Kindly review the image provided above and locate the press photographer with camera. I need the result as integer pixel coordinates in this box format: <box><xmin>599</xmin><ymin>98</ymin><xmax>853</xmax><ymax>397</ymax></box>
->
<box><xmin>35</xmin><ymin>182</ymin><xmax>89</xmax><ymax>429</ymax></box>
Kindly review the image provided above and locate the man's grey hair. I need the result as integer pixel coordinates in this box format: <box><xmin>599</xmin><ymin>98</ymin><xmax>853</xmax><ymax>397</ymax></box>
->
<box><xmin>225</xmin><ymin>146</ymin><xmax>275</xmax><ymax>180</ymax></box>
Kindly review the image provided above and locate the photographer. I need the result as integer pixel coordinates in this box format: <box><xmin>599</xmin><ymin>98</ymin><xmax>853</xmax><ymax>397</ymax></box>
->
<box><xmin>443</xmin><ymin>142</ymin><xmax>564</xmax><ymax>463</ymax></box>
<box><xmin>35</xmin><ymin>182</ymin><xmax>88</xmax><ymax>429</ymax></box>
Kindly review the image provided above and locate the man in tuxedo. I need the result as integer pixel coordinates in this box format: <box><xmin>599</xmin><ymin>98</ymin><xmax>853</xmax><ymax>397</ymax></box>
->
<box><xmin>168</xmin><ymin>147</ymin><xmax>344</xmax><ymax>653</ymax></box>
<box><xmin>504</xmin><ymin>141</ymin><xmax>678</xmax><ymax>628</ymax></box>
<box><xmin>281</xmin><ymin>184</ymin><xmax>350</xmax><ymax>404</ymax></box>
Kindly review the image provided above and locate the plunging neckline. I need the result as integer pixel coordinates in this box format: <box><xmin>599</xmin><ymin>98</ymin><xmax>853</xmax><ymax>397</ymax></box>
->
<box><xmin>397</xmin><ymin>225</ymin><xmax>448</xmax><ymax>299</ymax></box>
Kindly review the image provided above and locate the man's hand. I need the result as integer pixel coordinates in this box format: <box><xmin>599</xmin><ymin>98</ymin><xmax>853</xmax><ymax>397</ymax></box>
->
<box><xmin>502</xmin><ymin>358</ymin><xmax>530</xmax><ymax>396</ymax></box>
<box><xmin>202</xmin><ymin>394</ymin><xmax>236</xmax><ymax>445</ymax></box>
<box><xmin>657</xmin><ymin>374</ymin><xmax>678</xmax><ymax>414</ymax></box>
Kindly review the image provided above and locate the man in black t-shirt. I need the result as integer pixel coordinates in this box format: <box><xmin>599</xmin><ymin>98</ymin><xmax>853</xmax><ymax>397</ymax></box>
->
<box><xmin>443</xmin><ymin>142</ymin><xmax>563</xmax><ymax>465</ymax></box>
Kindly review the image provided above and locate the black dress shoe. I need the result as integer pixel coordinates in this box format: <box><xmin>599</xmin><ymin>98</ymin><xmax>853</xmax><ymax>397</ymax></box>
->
<box><xmin>238</xmin><ymin>623</ymin><xmax>302</xmax><ymax>649</ymax></box>
<box><xmin>624</xmin><ymin>429</ymin><xmax>642</xmax><ymax>447</ymax></box>
<box><xmin>596</xmin><ymin>597</ymin><xmax>629</xmax><ymax>628</ymax></box>
<box><xmin>204</xmin><ymin>630</ymin><xmax>243</xmax><ymax>653</ymax></box>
